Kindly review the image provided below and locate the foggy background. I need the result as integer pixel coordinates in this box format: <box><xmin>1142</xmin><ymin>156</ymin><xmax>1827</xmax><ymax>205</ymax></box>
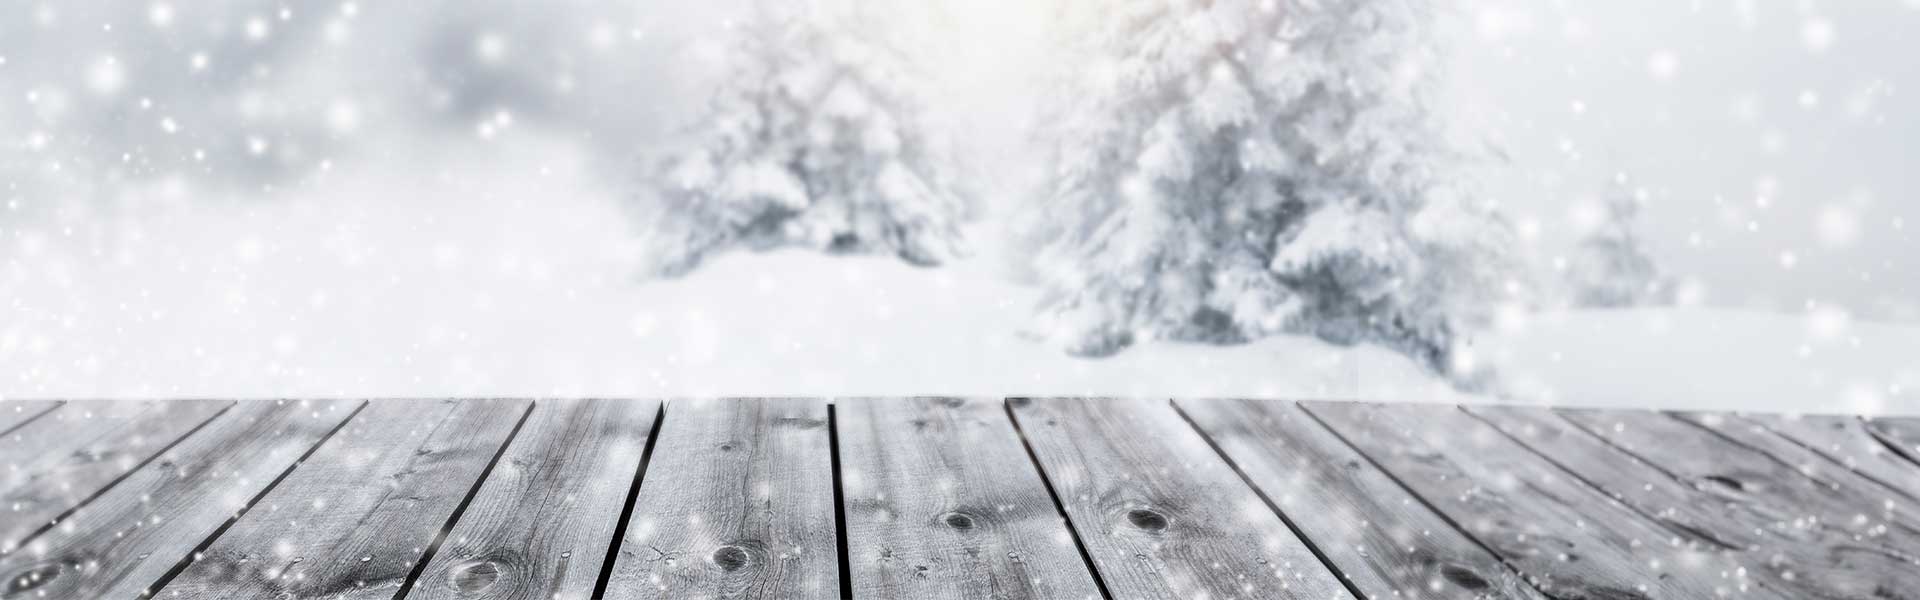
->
<box><xmin>1</xmin><ymin>0</ymin><xmax>1915</xmax><ymax>401</ymax></box>
<box><xmin>6</xmin><ymin>0</ymin><xmax>1911</xmax><ymax>318</ymax></box>
<box><xmin>1446</xmin><ymin>0</ymin><xmax>1919</xmax><ymax>322</ymax></box>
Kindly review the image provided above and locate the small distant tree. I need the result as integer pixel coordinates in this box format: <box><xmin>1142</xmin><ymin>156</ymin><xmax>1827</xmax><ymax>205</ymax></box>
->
<box><xmin>642</xmin><ymin>2</ymin><xmax>972</xmax><ymax>276</ymax></box>
<box><xmin>1568</xmin><ymin>175</ymin><xmax>1671</xmax><ymax>308</ymax></box>
<box><xmin>1027</xmin><ymin>0</ymin><xmax>1521</xmax><ymax>377</ymax></box>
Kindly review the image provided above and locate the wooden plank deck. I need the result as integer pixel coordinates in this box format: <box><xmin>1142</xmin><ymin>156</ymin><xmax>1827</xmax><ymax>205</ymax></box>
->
<box><xmin>1</xmin><ymin>398</ymin><xmax>1915</xmax><ymax>599</ymax></box>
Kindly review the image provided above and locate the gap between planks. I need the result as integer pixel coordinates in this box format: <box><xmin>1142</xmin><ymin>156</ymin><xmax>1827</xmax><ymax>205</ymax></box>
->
<box><xmin>139</xmin><ymin>401</ymin><xmax>372</xmax><ymax>597</ymax></box>
<box><xmin>1167</xmin><ymin>401</ymin><xmax>1371</xmax><ymax>600</ymax></box>
<box><xmin>12</xmin><ymin>398</ymin><xmax>1904</xmax><ymax>600</ymax></box>
<box><xmin>1003</xmin><ymin>399</ymin><xmax>1115</xmax><ymax>600</ymax></box>
<box><xmin>388</xmin><ymin>401</ymin><xmax>537</xmax><ymax>599</ymax></box>
<box><xmin>591</xmin><ymin>402</ymin><xmax>670</xmax><ymax>599</ymax></box>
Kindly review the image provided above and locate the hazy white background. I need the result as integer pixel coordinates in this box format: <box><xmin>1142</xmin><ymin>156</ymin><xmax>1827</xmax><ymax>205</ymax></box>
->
<box><xmin>1446</xmin><ymin>0</ymin><xmax>1918</xmax><ymax>322</ymax></box>
<box><xmin>1</xmin><ymin>0</ymin><xmax>1914</xmax><ymax>410</ymax></box>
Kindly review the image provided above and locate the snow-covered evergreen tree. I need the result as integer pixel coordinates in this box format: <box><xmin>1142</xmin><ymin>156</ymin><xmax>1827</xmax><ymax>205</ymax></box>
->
<box><xmin>1028</xmin><ymin>0</ymin><xmax>1521</xmax><ymax>376</ymax></box>
<box><xmin>642</xmin><ymin>2</ymin><xmax>972</xmax><ymax>276</ymax></box>
<box><xmin>1568</xmin><ymin>174</ymin><xmax>1671</xmax><ymax>308</ymax></box>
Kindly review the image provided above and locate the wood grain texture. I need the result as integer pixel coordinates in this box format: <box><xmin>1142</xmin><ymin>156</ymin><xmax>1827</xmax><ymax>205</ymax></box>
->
<box><xmin>1009</xmin><ymin>397</ymin><xmax>1350</xmax><ymax>600</ymax></box>
<box><xmin>1753</xmin><ymin>413</ymin><xmax>1920</xmax><ymax>501</ymax></box>
<box><xmin>1179</xmin><ymin>399</ymin><xmax>1546</xmax><ymax>599</ymax></box>
<box><xmin>836</xmin><ymin>397</ymin><xmax>1101</xmax><ymax>600</ymax></box>
<box><xmin>0</xmin><ymin>400</ymin><xmax>62</xmax><ymax>436</ymax></box>
<box><xmin>1476</xmin><ymin>406</ymin><xmax>1920</xmax><ymax>599</ymax></box>
<box><xmin>0</xmin><ymin>399</ymin><xmax>231</xmax><ymax>555</ymax></box>
<box><xmin>1609</xmin><ymin>410</ymin><xmax>1920</xmax><ymax>532</ymax></box>
<box><xmin>407</xmin><ymin>399</ymin><xmax>661</xmax><ymax>600</ymax></box>
<box><xmin>1</xmin><ymin>400</ymin><xmax>155</xmax><ymax>485</ymax></box>
<box><xmin>603</xmin><ymin>398</ymin><xmax>839</xmax><ymax>600</ymax></box>
<box><xmin>1865</xmin><ymin>418</ymin><xmax>1920</xmax><ymax>462</ymax></box>
<box><xmin>0</xmin><ymin>399</ymin><xmax>361</xmax><ymax>599</ymax></box>
<box><xmin>1628</xmin><ymin>409</ymin><xmax>1920</xmax><ymax>553</ymax></box>
<box><xmin>1304</xmin><ymin>401</ymin><xmax>1769</xmax><ymax>600</ymax></box>
<box><xmin>156</xmin><ymin>398</ymin><xmax>530</xmax><ymax>600</ymax></box>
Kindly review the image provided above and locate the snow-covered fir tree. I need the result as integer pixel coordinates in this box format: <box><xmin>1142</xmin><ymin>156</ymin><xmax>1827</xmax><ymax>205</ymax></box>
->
<box><xmin>1028</xmin><ymin>0</ymin><xmax>1522</xmax><ymax>377</ymax></box>
<box><xmin>641</xmin><ymin>2</ymin><xmax>972</xmax><ymax>276</ymax></box>
<box><xmin>1568</xmin><ymin>174</ymin><xmax>1671</xmax><ymax>308</ymax></box>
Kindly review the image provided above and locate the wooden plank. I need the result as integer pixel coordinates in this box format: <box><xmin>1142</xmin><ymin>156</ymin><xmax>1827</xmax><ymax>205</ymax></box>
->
<box><xmin>1179</xmin><ymin>399</ymin><xmax>1545</xmax><ymax>599</ymax></box>
<box><xmin>0</xmin><ymin>400</ymin><xmax>62</xmax><ymax>435</ymax></box>
<box><xmin>1476</xmin><ymin>405</ymin><xmax>1920</xmax><ymax>598</ymax></box>
<box><xmin>2</xmin><ymin>400</ymin><xmax>154</xmax><ymax>477</ymax></box>
<box><xmin>1008</xmin><ymin>397</ymin><xmax>1350</xmax><ymax>600</ymax></box>
<box><xmin>1865</xmin><ymin>417</ymin><xmax>1920</xmax><ymax>462</ymax></box>
<box><xmin>1753</xmin><ymin>413</ymin><xmax>1920</xmax><ymax>501</ymax></box>
<box><xmin>156</xmin><ymin>398</ymin><xmax>530</xmax><ymax>600</ymax></box>
<box><xmin>3</xmin><ymin>400</ymin><xmax>151</xmax><ymax>555</ymax></box>
<box><xmin>0</xmin><ymin>399</ymin><xmax>361</xmax><ymax>598</ymax></box>
<box><xmin>1621</xmin><ymin>411</ymin><xmax>1920</xmax><ymax>547</ymax></box>
<box><xmin>0</xmin><ymin>399</ymin><xmax>231</xmax><ymax>555</ymax></box>
<box><xmin>836</xmin><ymin>397</ymin><xmax>1102</xmax><ymax>600</ymax></box>
<box><xmin>1303</xmin><ymin>401</ymin><xmax>1769</xmax><ymax>599</ymax></box>
<box><xmin>602</xmin><ymin>398</ymin><xmax>838</xmax><ymax>600</ymax></box>
<box><xmin>406</xmin><ymin>399</ymin><xmax>661</xmax><ymax>600</ymax></box>
<box><xmin>2</xmin><ymin>400</ymin><xmax>152</xmax><ymax>506</ymax></box>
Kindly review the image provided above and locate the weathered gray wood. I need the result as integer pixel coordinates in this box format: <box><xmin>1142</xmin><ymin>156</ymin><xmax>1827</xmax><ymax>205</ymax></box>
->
<box><xmin>156</xmin><ymin>398</ymin><xmax>529</xmax><ymax>600</ymax></box>
<box><xmin>1</xmin><ymin>400</ymin><xmax>154</xmax><ymax>479</ymax></box>
<box><xmin>1304</xmin><ymin>401</ymin><xmax>1770</xmax><ymax>599</ymax></box>
<box><xmin>0</xmin><ymin>399</ymin><xmax>231</xmax><ymax>555</ymax></box>
<box><xmin>0</xmin><ymin>399</ymin><xmax>361</xmax><ymax>598</ymax></box>
<box><xmin>1180</xmin><ymin>399</ymin><xmax>1545</xmax><ymax>599</ymax></box>
<box><xmin>1477</xmin><ymin>406</ymin><xmax>1920</xmax><ymax>599</ymax></box>
<box><xmin>3</xmin><ymin>400</ymin><xmax>151</xmax><ymax>555</ymax></box>
<box><xmin>1009</xmin><ymin>397</ymin><xmax>1350</xmax><ymax>600</ymax></box>
<box><xmin>1753</xmin><ymin>413</ymin><xmax>1920</xmax><ymax>501</ymax></box>
<box><xmin>603</xmin><ymin>398</ymin><xmax>839</xmax><ymax>600</ymax></box>
<box><xmin>0</xmin><ymin>400</ymin><xmax>62</xmax><ymax>436</ymax></box>
<box><xmin>836</xmin><ymin>397</ymin><xmax>1101</xmax><ymax>600</ymax></box>
<box><xmin>2</xmin><ymin>401</ymin><xmax>155</xmax><ymax>513</ymax></box>
<box><xmin>407</xmin><ymin>399</ymin><xmax>661</xmax><ymax>600</ymax></box>
<box><xmin>1865</xmin><ymin>417</ymin><xmax>1920</xmax><ymax>461</ymax></box>
<box><xmin>1626</xmin><ymin>411</ymin><xmax>1920</xmax><ymax>551</ymax></box>
<box><xmin>10</xmin><ymin>396</ymin><xmax>1917</xmax><ymax>600</ymax></box>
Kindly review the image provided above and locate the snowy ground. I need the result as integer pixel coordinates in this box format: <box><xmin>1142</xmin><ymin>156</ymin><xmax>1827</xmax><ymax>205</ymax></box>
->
<box><xmin>0</xmin><ymin>139</ymin><xmax>1391</xmax><ymax>401</ymax></box>
<box><xmin>3</xmin><ymin>138</ymin><xmax>1915</xmax><ymax>414</ymax></box>
<box><xmin>1483</xmin><ymin>307</ymin><xmax>1920</xmax><ymax>415</ymax></box>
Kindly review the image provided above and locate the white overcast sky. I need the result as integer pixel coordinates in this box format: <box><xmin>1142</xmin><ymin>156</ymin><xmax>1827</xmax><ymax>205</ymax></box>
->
<box><xmin>1439</xmin><ymin>0</ymin><xmax>1919</xmax><ymax>322</ymax></box>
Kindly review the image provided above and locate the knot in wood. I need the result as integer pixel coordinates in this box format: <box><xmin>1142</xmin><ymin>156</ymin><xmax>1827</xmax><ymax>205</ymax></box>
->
<box><xmin>1698</xmin><ymin>474</ymin><xmax>1745</xmax><ymax>492</ymax></box>
<box><xmin>449</xmin><ymin>560</ymin><xmax>502</xmax><ymax>593</ymax></box>
<box><xmin>1125</xmin><ymin>509</ymin><xmax>1169</xmax><ymax>532</ymax></box>
<box><xmin>4</xmin><ymin>561</ymin><xmax>65</xmax><ymax>595</ymax></box>
<box><xmin>1440</xmin><ymin>564</ymin><xmax>1491</xmax><ymax>591</ymax></box>
<box><xmin>939</xmin><ymin>511</ymin><xmax>977</xmax><ymax>531</ymax></box>
<box><xmin>710</xmin><ymin>545</ymin><xmax>752</xmax><ymax>572</ymax></box>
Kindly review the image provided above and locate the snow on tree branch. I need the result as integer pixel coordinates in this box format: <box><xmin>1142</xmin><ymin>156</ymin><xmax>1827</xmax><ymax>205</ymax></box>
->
<box><xmin>1025</xmin><ymin>0</ymin><xmax>1526</xmax><ymax>381</ymax></box>
<box><xmin>639</xmin><ymin>2</ymin><xmax>973</xmax><ymax>277</ymax></box>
